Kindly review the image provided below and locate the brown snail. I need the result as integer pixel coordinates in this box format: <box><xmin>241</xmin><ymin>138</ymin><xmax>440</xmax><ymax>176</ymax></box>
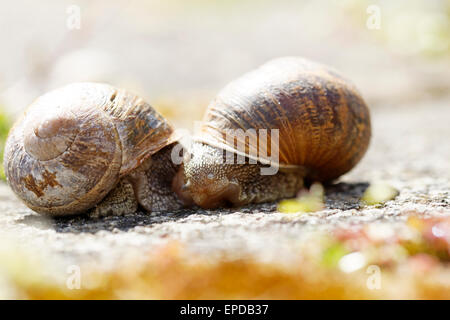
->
<box><xmin>173</xmin><ymin>57</ymin><xmax>371</xmax><ymax>209</ymax></box>
<box><xmin>4</xmin><ymin>82</ymin><xmax>183</xmax><ymax>217</ymax></box>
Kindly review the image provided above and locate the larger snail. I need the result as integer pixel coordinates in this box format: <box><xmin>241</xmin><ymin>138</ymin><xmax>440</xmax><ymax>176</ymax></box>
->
<box><xmin>4</xmin><ymin>83</ymin><xmax>183</xmax><ymax>217</ymax></box>
<box><xmin>174</xmin><ymin>57</ymin><xmax>371</xmax><ymax>208</ymax></box>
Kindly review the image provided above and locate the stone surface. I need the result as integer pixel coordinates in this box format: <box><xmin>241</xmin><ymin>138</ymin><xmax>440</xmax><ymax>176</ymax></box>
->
<box><xmin>1</xmin><ymin>97</ymin><xmax>449</xmax><ymax>271</ymax></box>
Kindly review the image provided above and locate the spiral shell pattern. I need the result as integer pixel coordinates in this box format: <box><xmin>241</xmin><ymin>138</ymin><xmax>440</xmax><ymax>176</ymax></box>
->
<box><xmin>198</xmin><ymin>57</ymin><xmax>371</xmax><ymax>182</ymax></box>
<box><xmin>4</xmin><ymin>83</ymin><xmax>176</xmax><ymax>215</ymax></box>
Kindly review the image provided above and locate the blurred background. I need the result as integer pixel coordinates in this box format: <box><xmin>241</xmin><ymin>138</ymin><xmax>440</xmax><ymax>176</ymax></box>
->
<box><xmin>0</xmin><ymin>0</ymin><xmax>449</xmax><ymax>129</ymax></box>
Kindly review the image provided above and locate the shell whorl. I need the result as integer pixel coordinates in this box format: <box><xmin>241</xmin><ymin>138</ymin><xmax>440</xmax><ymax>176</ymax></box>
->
<box><xmin>4</xmin><ymin>83</ymin><xmax>176</xmax><ymax>215</ymax></box>
<box><xmin>197</xmin><ymin>57</ymin><xmax>371</xmax><ymax>182</ymax></box>
<box><xmin>23</xmin><ymin>113</ymin><xmax>78</xmax><ymax>161</ymax></box>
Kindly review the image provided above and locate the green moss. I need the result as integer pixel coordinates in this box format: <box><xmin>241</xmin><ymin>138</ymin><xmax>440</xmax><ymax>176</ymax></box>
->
<box><xmin>362</xmin><ymin>182</ymin><xmax>399</xmax><ymax>205</ymax></box>
<box><xmin>278</xmin><ymin>183</ymin><xmax>325</xmax><ymax>214</ymax></box>
<box><xmin>0</xmin><ymin>109</ymin><xmax>12</xmax><ymax>181</ymax></box>
<box><xmin>321</xmin><ymin>242</ymin><xmax>349</xmax><ymax>268</ymax></box>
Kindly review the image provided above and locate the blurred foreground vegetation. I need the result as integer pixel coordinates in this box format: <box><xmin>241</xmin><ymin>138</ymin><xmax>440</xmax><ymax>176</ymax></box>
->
<box><xmin>0</xmin><ymin>215</ymin><xmax>448</xmax><ymax>299</ymax></box>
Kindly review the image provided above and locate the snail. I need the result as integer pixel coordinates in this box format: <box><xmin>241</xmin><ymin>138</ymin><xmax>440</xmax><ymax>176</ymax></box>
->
<box><xmin>173</xmin><ymin>57</ymin><xmax>371</xmax><ymax>209</ymax></box>
<box><xmin>4</xmin><ymin>82</ymin><xmax>184</xmax><ymax>217</ymax></box>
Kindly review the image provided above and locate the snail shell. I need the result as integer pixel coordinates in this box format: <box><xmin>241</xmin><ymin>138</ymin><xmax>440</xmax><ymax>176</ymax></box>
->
<box><xmin>4</xmin><ymin>83</ymin><xmax>177</xmax><ymax>215</ymax></box>
<box><xmin>196</xmin><ymin>57</ymin><xmax>371</xmax><ymax>181</ymax></box>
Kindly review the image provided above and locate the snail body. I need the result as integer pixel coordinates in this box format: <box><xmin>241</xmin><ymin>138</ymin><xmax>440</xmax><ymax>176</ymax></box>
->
<box><xmin>174</xmin><ymin>57</ymin><xmax>371</xmax><ymax>208</ymax></box>
<box><xmin>4</xmin><ymin>82</ymin><xmax>183</xmax><ymax>216</ymax></box>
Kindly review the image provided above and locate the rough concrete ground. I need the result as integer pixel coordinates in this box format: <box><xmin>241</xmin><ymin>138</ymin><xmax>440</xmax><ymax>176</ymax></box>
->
<box><xmin>0</xmin><ymin>97</ymin><xmax>448</xmax><ymax>271</ymax></box>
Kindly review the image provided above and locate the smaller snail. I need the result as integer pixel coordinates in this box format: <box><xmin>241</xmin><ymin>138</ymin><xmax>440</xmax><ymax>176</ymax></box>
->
<box><xmin>174</xmin><ymin>57</ymin><xmax>371</xmax><ymax>209</ymax></box>
<box><xmin>4</xmin><ymin>83</ymin><xmax>184</xmax><ymax>217</ymax></box>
